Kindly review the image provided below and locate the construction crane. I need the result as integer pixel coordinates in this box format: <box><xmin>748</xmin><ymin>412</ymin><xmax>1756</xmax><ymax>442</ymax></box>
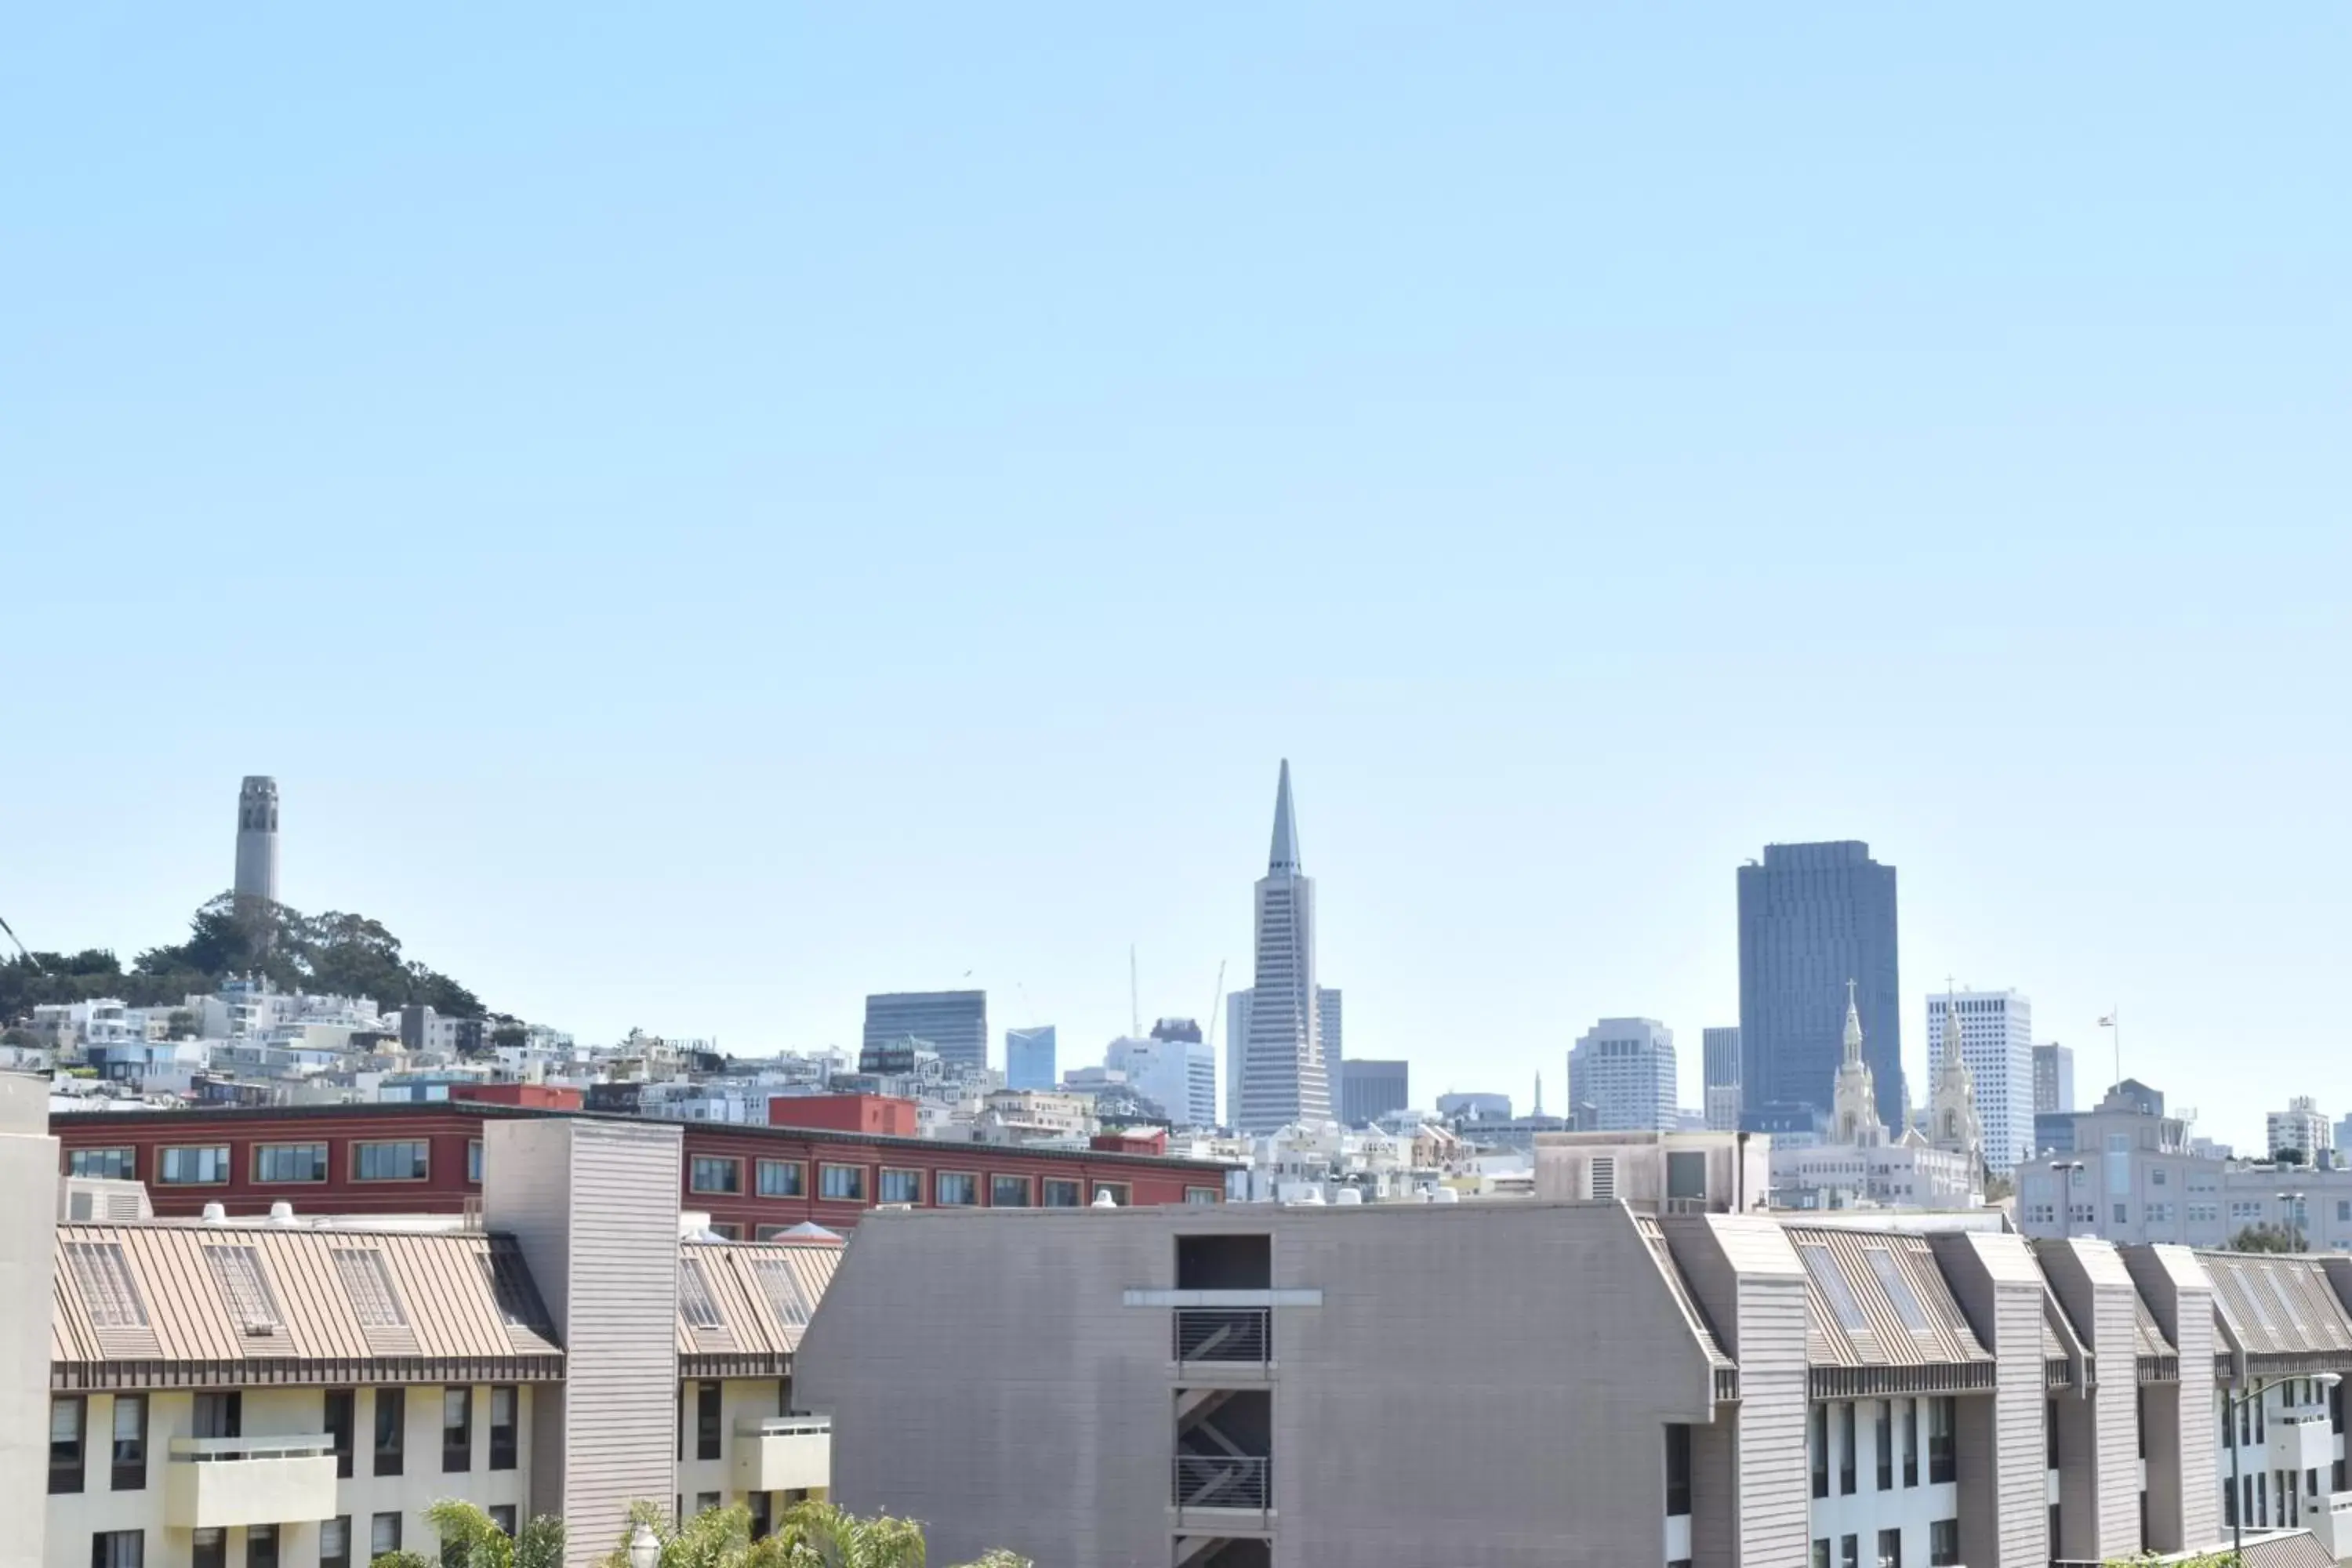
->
<box><xmin>1204</xmin><ymin>959</ymin><xmax>1228</xmax><ymax>1051</ymax></box>
<box><xmin>0</xmin><ymin>912</ymin><xmax>35</xmax><ymax>970</ymax></box>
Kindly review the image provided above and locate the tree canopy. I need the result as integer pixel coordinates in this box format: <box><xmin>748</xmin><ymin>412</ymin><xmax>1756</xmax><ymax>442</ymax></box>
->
<box><xmin>593</xmin><ymin>1498</ymin><xmax>1033</xmax><ymax>1568</ymax></box>
<box><xmin>2228</xmin><ymin>1222</ymin><xmax>2304</xmax><ymax>1254</ymax></box>
<box><xmin>1</xmin><ymin>892</ymin><xmax>484</xmax><ymax>1024</ymax></box>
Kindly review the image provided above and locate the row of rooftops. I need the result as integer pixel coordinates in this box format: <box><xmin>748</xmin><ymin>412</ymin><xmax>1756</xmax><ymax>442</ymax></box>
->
<box><xmin>46</xmin><ymin>1214</ymin><xmax>842</xmax><ymax>1392</ymax></box>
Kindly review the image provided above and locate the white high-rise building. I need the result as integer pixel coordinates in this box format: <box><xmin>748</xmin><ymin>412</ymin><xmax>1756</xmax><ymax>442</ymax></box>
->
<box><xmin>2267</xmin><ymin>1097</ymin><xmax>2332</xmax><ymax>1163</ymax></box>
<box><xmin>1225</xmin><ymin>984</ymin><xmax>1341</xmax><ymax>1127</ymax></box>
<box><xmin>1236</xmin><ymin>760</ymin><xmax>1329</xmax><ymax>1131</ymax></box>
<box><xmin>1926</xmin><ymin>989</ymin><xmax>2034</xmax><ymax>1174</ymax></box>
<box><xmin>1106</xmin><ymin>1023</ymin><xmax>1218</xmax><ymax>1127</ymax></box>
<box><xmin>1566</xmin><ymin>1018</ymin><xmax>1676</xmax><ymax>1133</ymax></box>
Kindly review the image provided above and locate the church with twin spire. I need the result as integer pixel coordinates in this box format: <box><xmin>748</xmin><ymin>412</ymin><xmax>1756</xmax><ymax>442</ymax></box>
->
<box><xmin>1772</xmin><ymin>980</ymin><xmax>1985</xmax><ymax>1210</ymax></box>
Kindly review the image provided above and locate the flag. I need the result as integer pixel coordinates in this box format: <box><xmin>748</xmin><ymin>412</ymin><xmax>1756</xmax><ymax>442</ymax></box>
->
<box><xmin>2096</xmin><ymin>1015</ymin><xmax>2115</xmax><ymax>1027</ymax></box>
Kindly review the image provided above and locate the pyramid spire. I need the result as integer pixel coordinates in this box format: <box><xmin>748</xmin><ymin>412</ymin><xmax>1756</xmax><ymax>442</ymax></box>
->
<box><xmin>1268</xmin><ymin>759</ymin><xmax>1301</xmax><ymax>874</ymax></box>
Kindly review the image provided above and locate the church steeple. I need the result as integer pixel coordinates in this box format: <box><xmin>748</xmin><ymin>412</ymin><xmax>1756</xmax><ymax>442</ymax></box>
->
<box><xmin>1931</xmin><ymin>985</ymin><xmax>1983</xmax><ymax>1167</ymax></box>
<box><xmin>1831</xmin><ymin>977</ymin><xmax>1886</xmax><ymax>1147</ymax></box>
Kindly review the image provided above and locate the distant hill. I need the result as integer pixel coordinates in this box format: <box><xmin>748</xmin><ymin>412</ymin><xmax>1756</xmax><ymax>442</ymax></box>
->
<box><xmin>0</xmin><ymin>891</ymin><xmax>483</xmax><ymax>1025</ymax></box>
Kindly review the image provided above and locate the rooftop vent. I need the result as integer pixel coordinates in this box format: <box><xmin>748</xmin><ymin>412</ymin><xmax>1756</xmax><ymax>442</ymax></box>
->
<box><xmin>201</xmin><ymin>1203</ymin><xmax>227</xmax><ymax>1224</ymax></box>
<box><xmin>268</xmin><ymin>1201</ymin><xmax>296</xmax><ymax>1225</ymax></box>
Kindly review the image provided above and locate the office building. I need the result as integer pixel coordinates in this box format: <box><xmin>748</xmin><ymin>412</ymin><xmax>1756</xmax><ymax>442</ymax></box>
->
<box><xmin>32</xmin><ymin>1112</ymin><xmax>843</xmax><ymax>1568</ymax></box>
<box><xmin>796</xmin><ymin>1181</ymin><xmax>2352</xmax><ymax>1568</ymax></box>
<box><xmin>233</xmin><ymin>776</ymin><xmax>279</xmax><ymax>909</ymax></box>
<box><xmin>2269</xmin><ymin>1098</ymin><xmax>2333</xmax><ymax>1165</ymax></box>
<box><xmin>1236</xmin><ymin>762</ymin><xmax>1329</xmax><ymax>1131</ymax></box>
<box><xmin>861</xmin><ymin>991</ymin><xmax>987</xmax><ymax>1074</ymax></box>
<box><xmin>1151</xmin><ymin>1018</ymin><xmax>1218</xmax><ymax>1127</ymax></box>
<box><xmin>1105</xmin><ymin>1029</ymin><xmax>1218</xmax><ymax>1127</ymax></box>
<box><xmin>1737</xmin><ymin>840</ymin><xmax>1903</xmax><ymax>1132</ymax></box>
<box><xmin>1338</xmin><ymin>1060</ymin><xmax>1409</xmax><ymax>1127</ymax></box>
<box><xmin>1567</xmin><ymin>1018</ymin><xmax>1676</xmax><ymax>1133</ymax></box>
<box><xmin>1926</xmin><ymin>990</ymin><xmax>2034</xmax><ymax>1174</ymax></box>
<box><xmin>2034</xmin><ymin>1042</ymin><xmax>2076</xmax><ymax>1116</ymax></box>
<box><xmin>1703</xmin><ymin>1025</ymin><xmax>1741</xmax><ymax>1132</ymax></box>
<box><xmin>1004</xmin><ymin>1026</ymin><xmax>1057</xmax><ymax>1092</ymax></box>
<box><xmin>1223</xmin><ymin>989</ymin><xmax>1343</xmax><ymax>1130</ymax></box>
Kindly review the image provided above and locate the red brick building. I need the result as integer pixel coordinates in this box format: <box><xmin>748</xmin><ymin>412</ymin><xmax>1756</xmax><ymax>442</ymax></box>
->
<box><xmin>768</xmin><ymin>1093</ymin><xmax>917</xmax><ymax>1138</ymax></box>
<box><xmin>50</xmin><ymin>1100</ymin><xmax>1230</xmax><ymax>1235</ymax></box>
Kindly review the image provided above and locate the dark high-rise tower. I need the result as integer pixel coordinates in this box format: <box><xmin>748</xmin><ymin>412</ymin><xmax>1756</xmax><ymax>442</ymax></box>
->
<box><xmin>1737</xmin><ymin>840</ymin><xmax>1902</xmax><ymax>1131</ymax></box>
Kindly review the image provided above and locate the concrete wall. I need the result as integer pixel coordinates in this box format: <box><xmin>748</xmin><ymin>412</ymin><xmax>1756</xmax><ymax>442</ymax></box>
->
<box><xmin>799</xmin><ymin>1203</ymin><xmax>1721</xmax><ymax>1568</ymax></box>
<box><xmin>2</xmin><ymin>1073</ymin><xmax>59</xmax><ymax>1568</ymax></box>
<box><xmin>485</xmin><ymin>1118</ymin><xmax>681</xmax><ymax>1568</ymax></box>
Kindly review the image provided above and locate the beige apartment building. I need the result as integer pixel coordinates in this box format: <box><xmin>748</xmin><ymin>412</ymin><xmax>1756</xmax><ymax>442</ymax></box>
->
<box><xmin>25</xmin><ymin>1107</ymin><xmax>837</xmax><ymax>1568</ymax></box>
<box><xmin>797</xmin><ymin>1179</ymin><xmax>2352</xmax><ymax>1568</ymax></box>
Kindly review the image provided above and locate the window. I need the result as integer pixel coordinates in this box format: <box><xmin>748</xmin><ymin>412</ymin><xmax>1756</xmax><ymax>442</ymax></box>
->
<box><xmin>374</xmin><ymin>1388</ymin><xmax>405</xmax><ymax>1476</ymax></box>
<box><xmin>93</xmin><ymin>1533</ymin><xmax>143</xmax><ymax>1568</ymax></box>
<box><xmin>1929</xmin><ymin>1519</ymin><xmax>1958</xmax><ymax>1567</ymax></box>
<box><xmin>2147</xmin><ymin>1201</ymin><xmax>2174</xmax><ymax>1224</ymax></box>
<box><xmin>678</xmin><ymin>1259</ymin><xmax>725</xmax><ymax>1330</ymax></box>
<box><xmin>1185</xmin><ymin>1186</ymin><xmax>1221</xmax><ymax>1205</ymax></box>
<box><xmin>67</xmin><ymin>1148</ymin><xmax>134</xmax><ymax>1180</ymax></box>
<box><xmin>204</xmin><ymin>1245</ymin><xmax>285</xmax><ymax>1330</ymax></box>
<box><xmin>935</xmin><ymin>1172</ymin><xmax>978</xmax><ymax>1206</ymax></box>
<box><xmin>1928</xmin><ymin>1397</ymin><xmax>1955</xmax><ymax>1483</ymax></box>
<box><xmin>1875</xmin><ymin>1401</ymin><xmax>1893</xmax><ymax>1490</ymax></box>
<box><xmin>325</xmin><ymin>1390</ymin><xmax>355</xmax><ymax>1479</ymax></box>
<box><xmin>1811</xmin><ymin>1544</ymin><xmax>1830</xmax><ymax>1568</ymax></box>
<box><xmin>757</xmin><ymin>1160</ymin><xmax>804</xmax><ymax>1198</ymax></box>
<box><xmin>1903</xmin><ymin>1398</ymin><xmax>1918</xmax><ymax>1486</ymax></box>
<box><xmin>751</xmin><ymin>1256</ymin><xmax>812</xmax><ymax>1328</ymax></box>
<box><xmin>248</xmin><ymin>1525</ymin><xmax>278</xmax><ymax>1568</ymax></box>
<box><xmin>333</xmin><ymin>1249</ymin><xmax>409</xmax><ymax>1326</ymax></box>
<box><xmin>194</xmin><ymin>1530</ymin><xmax>226</xmax><ymax>1568</ymax></box>
<box><xmin>193</xmin><ymin>1392</ymin><xmax>240</xmax><ymax>1439</ymax></box>
<box><xmin>353</xmin><ymin>1141</ymin><xmax>429</xmax><ymax>1181</ymax></box>
<box><xmin>1664</xmin><ymin>1423</ymin><xmax>1691</xmax><ymax>1517</ymax></box>
<box><xmin>157</xmin><ymin>1145</ymin><xmax>230</xmax><ymax>1185</ymax></box>
<box><xmin>252</xmin><ymin>1143</ymin><xmax>328</xmax><ymax>1183</ymax></box>
<box><xmin>1800</xmin><ymin>1245</ymin><xmax>1869</xmax><ymax>1333</ymax></box>
<box><xmin>489</xmin><ymin>1386</ymin><xmax>518</xmax><ymax>1470</ymax></box>
<box><xmin>1810</xmin><ymin>1405</ymin><xmax>1829</xmax><ymax>1498</ymax></box>
<box><xmin>696</xmin><ymin>1381</ymin><xmax>721</xmax><ymax>1461</ymax></box>
<box><xmin>747</xmin><ymin>1494</ymin><xmax>771</xmax><ymax>1542</ymax></box>
<box><xmin>878</xmin><ymin>1168</ymin><xmax>921</xmax><ymax>1204</ymax></box>
<box><xmin>1840</xmin><ymin>1535</ymin><xmax>1858</xmax><ymax>1568</ymax></box>
<box><xmin>110</xmin><ymin>1395</ymin><xmax>146</xmax><ymax>1490</ymax></box>
<box><xmin>695</xmin><ymin>1493</ymin><xmax>720</xmax><ymax>1517</ymax></box>
<box><xmin>372</xmin><ymin>1514</ymin><xmax>403</xmax><ymax>1559</ymax></box>
<box><xmin>488</xmin><ymin>1508</ymin><xmax>516</xmax><ymax>1538</ymax></box>
<box><xmin>689</xmin><ymin>1156</ymin><xmax>741</xmax><ymax>1195</ymax></box>
<box><xmin>1839</xmin><ymin>1402</ymin><xmax>1857</xmax><ymax>1494</ymax></box>
<box><xmin>2114</xmin><ymin>1203</ymin><xmax>2127</xmax><ymax>1225</ymax></box>
<box><xmin>50</xmin><ymin>1397</ymin><xmax>85</xmax><ymax>1494</ymax></box>
<box><xmin>321</xmin><ymin>1517</ymin><xmax>350</xmax><ymax>1568</ymax></box>
<box><xmin>1876</xmin><ymin>1528</ymin><xmax>1901</xmax><ymax>1568</ymax></box>
<box><xmin>1092</xmin><ymin>1182</ymin><xmax>1131</xmax><ymax>1206</ymax></box>
<box><xmin>1865</xmin><ymin>1250</ymin><xmax>1931</xmax><ymax>1333</ymax></box>
<box><xmin>1044</xmin><ymin>1178</ymin><xmax>1082</xmax><ymax>1207</ymax></box>
<box><xmin>468</xmin><ymin>1142</ymin><xmax>484</xmax><ymax>1183</ymax></box>
<box><xmin>441</xmin><ymin>1387</ymin><xmax>472</xmax><ymax>1472</ymax></box>
<box><xmin>818</xmin><ymin>1164</ymin><xmax>866</xmax><ymax>1202</ymax></box>
<box><xmin>991</xmin><ymin>1174</ymin><xmax>1032</xmax><ymax>1207</ymax></box>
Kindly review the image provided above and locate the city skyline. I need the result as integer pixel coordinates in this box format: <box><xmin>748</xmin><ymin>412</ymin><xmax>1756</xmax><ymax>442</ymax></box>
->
<box><xmin>7</xmin><ymin>10</ymin><xmax>2343</xmax><ymax>1156</ymax></box>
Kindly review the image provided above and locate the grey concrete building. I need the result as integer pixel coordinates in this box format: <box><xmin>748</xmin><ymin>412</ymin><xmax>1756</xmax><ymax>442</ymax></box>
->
<box><xmin>1739</xmin><ymin>841</ymin><xmax>1903</xmax><ymax>1134</ymax></box>
<box><xmin>2034</xmin><ymin>1043</ymin><xmax>2075</xmax><ymax>1116</ymax></box>
<box><xmin>860</xmin><ymin>991</ymin><xmax>987</xmax><ymax>1073</ymax></box>
<box><xmin>233</xmin><ymin>776</ymin><xmax>279</xmax><ymax>909</ymax></box>
<box><xmin>796</xmin><ymin>1186</ymin><xmax>2352</xmax><ymax>1568</ymax></box>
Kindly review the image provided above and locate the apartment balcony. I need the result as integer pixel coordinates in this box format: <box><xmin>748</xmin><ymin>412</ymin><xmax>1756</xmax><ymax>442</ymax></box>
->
<box><xmin>1174</xmin><ymin>1308</ymin><xmax>1271</xmax><ymax>1371</ymax></box>
<box><xmin>1173</xmin><ymin>1454</ymin><xmax>1270</xmax><ymax>1523</ymax></box>
<box><xmin>2270</xmin><ymin>1410</ymin><xmax>2337</xmax><ymax>1475</ymax></box>
<box><xmin>731</xmin><ymin>1416</ymin><xmax>832</xmax><ymax>1494</ymax></box>
<box><xmin>164</xmin><ymin>1435</ymin><xmax>339</xmax><ymax>1530</ymax></box>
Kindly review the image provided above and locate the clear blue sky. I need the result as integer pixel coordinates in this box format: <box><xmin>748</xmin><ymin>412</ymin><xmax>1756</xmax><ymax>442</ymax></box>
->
<box><xmin>5</xmin><ymin>7</ymin><xmax>2345</xmax><ymax>1151</ymax></box>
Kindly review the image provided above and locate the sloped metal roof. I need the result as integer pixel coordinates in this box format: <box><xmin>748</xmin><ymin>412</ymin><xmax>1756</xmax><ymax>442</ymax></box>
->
<box><xmin>52</xmin><ymin>1221</ymin><xmax>560</xmax><ymax>1384</ymax></box>
<box><xmin>2200</xmin><ymin>1251</ymin><xmax>2352</xmax><ymax>1359</ymax></box>
<box><xmin>673</xmin><ymin>1239</ymin><xmax>843</xmax><ymax>1367</ymax></box>
<box><xmin>1632</xmin><ymin>1214</ymin><xmax>1733</xmax><ymax>1370</ymax></box>
<box><xmin>1784</xmin><ymin>1224</ymin><xmax>1991</xmax><ymax>1369</ymax></box>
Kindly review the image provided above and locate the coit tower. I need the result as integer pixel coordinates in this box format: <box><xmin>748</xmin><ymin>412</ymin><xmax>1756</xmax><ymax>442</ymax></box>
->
<box><xmin>234</xmin><ymin>776</ymin><xmax>280</xmax><ymax>906</ymax></box>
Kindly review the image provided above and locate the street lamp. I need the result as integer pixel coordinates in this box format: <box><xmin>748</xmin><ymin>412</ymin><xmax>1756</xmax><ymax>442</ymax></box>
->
<box><xmin>2049</xmin><ymin>1160</ymin><xmax>2085</xmax><ymax>1240</ymax></box>
<box><xmin>627</xmin><ymin>1523</ymin><xmax>660</xmax><ymax>1568</ymax></box>
<box><xmin>2230</xmin><ymin>1370</ymin><xmax>2341</xmax><ymax>1562</ymax></box>
<box><xmin>2278</xmin><ymin>1192</ymin><xmax>2308</xmax><ymax>1249</ymax></box>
